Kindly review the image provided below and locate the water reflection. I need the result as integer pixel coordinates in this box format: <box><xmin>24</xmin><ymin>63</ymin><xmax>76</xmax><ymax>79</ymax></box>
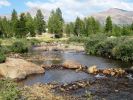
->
<box><xmin>42</xmin><ymin>51</ymin><xmax>132</xmax><ymax>68</ymax></box>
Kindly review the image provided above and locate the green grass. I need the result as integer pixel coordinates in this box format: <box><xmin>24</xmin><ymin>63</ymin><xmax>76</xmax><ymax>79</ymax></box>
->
<box><xmin>0</xmin><ymin>79</ymin><xmax>20</xmax><ymax>100</ymax></box>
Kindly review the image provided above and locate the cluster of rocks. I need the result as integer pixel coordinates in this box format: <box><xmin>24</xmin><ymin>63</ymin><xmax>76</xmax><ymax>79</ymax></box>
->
<box><xmin>87</xmin><ymin>65</ymin><xmax>126</xmax><ymax>77</ymax></box>
<box><xmin>54</xmin><ymin>80</ymin><xmax>91</xmax><ymax>92</ymax></box>
<box><xmin>41</xmin><ymin>60</ymin><xmax>83</xmax><ymax>71</ymax></box>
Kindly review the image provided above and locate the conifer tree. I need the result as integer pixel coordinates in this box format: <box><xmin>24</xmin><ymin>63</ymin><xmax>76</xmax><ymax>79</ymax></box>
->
<box><xmin>105</xmin><ymin>16</ymin><xmax>112</xmax><ymax>33</ymax></box>
<box><xmin>35</xmin><ymin>9</ymin><xmax>46</xmax><ymax>35</ymax></box>
<box><xmin>16</xmin><ymin>13</ymin><xmax>27</xmax><ymax>38</ymax></box>
<box><xmin>65</xmin><ymin>22</ymin><xmax>74</xmax><ymax>36</ymax></box>
<box><xmin>48</xmin><ymin>8</ymin><xmax>64</xmax><ymax>38</ymax></box>
<box><xmin>74</xmin><ymin>17</ymin><xmax>84</xmax><ymax>36</ymax></box>
<box><xmin>26</xmin><ymin>13</ymin><xmax>35</xmax><ymax>37</ymax></box>
<box><xmin>11</xmin><ymin>9</ymin><xmax>18</xmax><ymax>36</ymax></box>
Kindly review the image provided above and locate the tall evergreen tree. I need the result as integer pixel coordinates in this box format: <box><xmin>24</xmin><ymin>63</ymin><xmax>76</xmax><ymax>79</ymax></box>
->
<box><xmin>48</xmin><ymin>8</ymin><xmax>64</xmax><ymax>38</ymax></box>
<box><xmin>35</xmin><ymin>9</ymin><xmax>46</xmax><ymax>35</ymax></box>
<box><xmin>48</xmin><ymin>10</ymin><xmax>54</xmax><ymax>33</ymax></box>
<box><xmin>16</xmin><ymin>13</ymin><xmax>27</xmax><ymax>38</ymax></box>
<box><xmin>84</xmin><ymin>17</ymin><xmax>98</xmax><ymax>36</ymax></box>
<box><xmin>91</xmin><ymin>17</ymin><xmax>100</xmax><ymax>34</ymax></box>
<box><xmin>1</xmin><ymin>17</ymin><xmax>13</xmax><ymax>37</ymax></box>
<box><xmin>105</xmin><ymin>16</ymin><xmax>112</xmax><ymax>33</ymax></box>
<box><xmin>11</xmin><ymin>9</ymin><xmax>18</xmax><ymax>36</ymax></box>
<box><xmin>26</xmin><ymin>13</ymin><xmax>35</xmax><ymax>37</ymax></box>
<box><xmin>0</xmin><ymin>17</ymin><xmax>4</xmax><ymax>37</ymax></box>
<box><xmin>65</xmin><ymin>22</ymin><xmax>74</xmax><ymax>36</ymax></box>
<box><xmin>74</xmin><ymin>17</ymin><xmax>84</xmax><ymax>36</ymax></box>
<box><xmin>112</xmin><ymin>25</ymin><xmax>122</xmax><ymax>36</ymax></box>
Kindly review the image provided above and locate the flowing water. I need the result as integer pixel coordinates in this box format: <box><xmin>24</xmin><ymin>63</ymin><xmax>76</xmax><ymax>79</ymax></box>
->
<box><xmin>19</xmin><ymin>48</ymin><xmax>133</xmax><ymax>99</ymax></box>
<box><xmin>21</xmin><ymin>50</ymin><xmax>133</xmax><ymax>85</ymax></box>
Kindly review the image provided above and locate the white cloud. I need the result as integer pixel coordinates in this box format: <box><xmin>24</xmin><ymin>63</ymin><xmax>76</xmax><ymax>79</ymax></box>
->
<box><xmin>0</xmin><ymin>0</ymin><xmax>11</xmax><ymax>7</ymax></box>
<box><xmin>26</xmin><ymin>0</ymin><xmax>133</xmax><ymax>21</ymax></box>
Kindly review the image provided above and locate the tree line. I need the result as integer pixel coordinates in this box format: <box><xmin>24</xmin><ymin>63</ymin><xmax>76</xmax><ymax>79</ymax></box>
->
<box><xmin>0</xmin><ymin>8</ymin><xmax>133</xmax><ymax>38</ymax></box>
<box><xmin>0</xmin><ymin>8</ymin><xmax>63</xmax><ymax>38</ymax></box>
<box><xmin>65</xmin><ymin>16</ymin><xmax>133</xmax><ymax>37</ymax></box>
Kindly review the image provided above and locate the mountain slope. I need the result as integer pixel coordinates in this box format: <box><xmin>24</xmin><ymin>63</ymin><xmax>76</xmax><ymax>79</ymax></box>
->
<box><xmin>90</xmin><ymin>8</ymin><xmax>133</xmax><ymax>25</ymax></box>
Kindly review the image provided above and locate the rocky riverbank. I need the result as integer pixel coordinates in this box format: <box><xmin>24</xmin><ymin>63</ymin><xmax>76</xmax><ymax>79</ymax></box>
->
<box><xmin>0</xmin><ymin>58</ymin><xmax>45</xmax><ymax>80</ymax></box>
<box><xmin>1</xmin><ymin>43</ymin><xmax>133</xmax><ymax>100</ymax></box>
<box><xmin>32</xmin><ymin>43</ymin><xmax>84</xmax><ymax>52</ymax></box>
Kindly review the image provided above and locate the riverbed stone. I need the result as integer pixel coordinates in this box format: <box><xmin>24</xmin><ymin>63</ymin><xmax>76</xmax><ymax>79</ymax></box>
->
<box><xmin>87</xmin><ymin>65</ymin><xmax>98</xmax><ymax>74</ymax></box>
<box><xmin>0</xmin><ymin>58</ymin><xmax>45</xmax><ymax>80</ymax></box>
<box><xmin>103</xmin><ymin>68</ymin><xmax>125</xmax><ymax>76</ymax></box>
<box><xmin>62</xmin><ymin>60</ymin><xmax>82</xmax><ymax>69</ymax></box>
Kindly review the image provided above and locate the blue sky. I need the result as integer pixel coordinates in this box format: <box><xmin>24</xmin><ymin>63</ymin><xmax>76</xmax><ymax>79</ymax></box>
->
<box><xmin>0</xmin><ymin>0</ymin><xmax>133</xmax><ymax>21</ymax></box>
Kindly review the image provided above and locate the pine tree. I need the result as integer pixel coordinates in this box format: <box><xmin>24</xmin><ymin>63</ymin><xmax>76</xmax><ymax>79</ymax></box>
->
<box><xmin>48</xmin><ymin>10</ymin><xmax>54</xmax><ymax>33</ymax></box>
<box><xmin>112</xmin><ymin>25</ymin><xmax>122</xmax><ymax>36</ymax></box>
<box><xmin>11</xmin><ymin>9</ymin><xmax>18</xmax><ymax>36</ymax></box>
<box><xmin>121</xmin><ymin>26</ymin><xmax>131</xmax><ymax>36</ymax></box>
<box><xmin>16</xmin><ymin>13</ymin><xmax>27</xmax><ymax>38</ymax></box>
<box><xmin>2</xmin><ymin>17</ymin><xmax>13</xmax><ymax>37</ymax></box>
<box><xmin>48</xmin><ymin>8</ymin><xmax>64</xmax><ymax>38</ymax></box>
<box><xmin>91</xmin><ymin>17</ymin><xmax>100</xmax><ymax>34</ymax></box>
<box><xmin>74</xmin><ymin>17</ymin><xmax>84</xmax><ymax>36</ymax></box>
<box><xmin>105</xmin><ymin>16</ymin><xmax>112</xmax><ymax>33</ymax></box>
<box><xmin>35</xmin><ymin>9</ymin><xmax>46</xmax><ymax>35</ymax></box>
<box><xmin>26</xmin><ymin>13</ymin><xmax>35</xmax><ymax>37</ymax></box>
<box><xmin>0</xmin><ymin>17</ymin><xmax>4</xmax><ymax>37</ymax></box>
<box><xmin>65</xmin><ymin>22</ymin><xmax>74</xmax><ymax>36</ymax></box>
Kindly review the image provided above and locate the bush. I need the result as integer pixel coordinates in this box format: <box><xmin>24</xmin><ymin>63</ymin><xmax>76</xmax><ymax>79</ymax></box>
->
<box><xmin>95</xmin><ymin>38</ymin><xmax>117</xmax><ymax>57</ymax></box>
<box><xmin>29</xmin><ymin>39</ymin><xmax>41</xmax><ymax>45</ymax></box>
<box><xmin>112</xmin><ymin>40</ymin><xmax>133</xmax><ymax>61</ymax></box>
<box><xmin>84</xmin><ymin>34</ymin><xmax>133</xmax><ymax>62</ymax></box>
<box><xmin>84</xmin><ymin>34</ymin><xmax>107</xmax><ymax>55</ymax></box>
<box><xmin>11</xmin><ymin>41</ymin><xmax>29</xmax><ymax>53</ymax></box>
<box><xmin>0</xmin><ymin>52</ymin><xmax>6</xmax><ymax>63</ymax></box>
<box><xmin>69</xmin><ymin>36</ymin><xmax>88</xmax><ymax>43</ymax></box>
<box><xmin>0</xmin><ymin>79</ymin><xmax>20</xmax><ymax>100</ymax></box>
<box><xmin>55</xmin><ymin>33</ymin><xmax>63</xmax><ymax>38</ymax></box>
<box><xmin>0</xmin><ymin>46</ymin><xmax>12</xmax><ymax>54</ymax></box>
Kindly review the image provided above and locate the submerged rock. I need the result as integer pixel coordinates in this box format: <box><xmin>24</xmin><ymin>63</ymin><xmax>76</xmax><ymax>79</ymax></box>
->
<box><xmin>95</xmin><ymin>74</ymin><xmax>107</xmax><ymax>79</ymax></box>
<box><xmin>126</xmin><ymin>74</ymin><xmax>133</xmax><ymax>80</ymax></box>
<box><xmin>0</xmin><ymin>58</ymin><xmax>45</xmax><ymax>80</ymax></box>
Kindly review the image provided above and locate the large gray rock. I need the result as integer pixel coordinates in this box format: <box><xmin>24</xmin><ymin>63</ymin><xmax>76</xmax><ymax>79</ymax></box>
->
<box><xmin>0</xmin><ymin>58</ymin><xmax>45</xmax><ymax>80</ymax></box>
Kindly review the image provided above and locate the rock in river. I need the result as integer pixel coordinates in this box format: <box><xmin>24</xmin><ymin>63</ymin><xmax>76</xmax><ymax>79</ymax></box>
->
<box><xmin>0</xmin><ymin>58</ymin><xmax>45</xmax><ymax>80</ymax></box>
<box><xmin>87</xmin><ymin>65</ymin><xmax>98</xmax><ymax>74</ymax></box>
<box><xmin>62</xmin><ymin>60</ymin><xmax>82</xmax><ymax>69</ymax></box>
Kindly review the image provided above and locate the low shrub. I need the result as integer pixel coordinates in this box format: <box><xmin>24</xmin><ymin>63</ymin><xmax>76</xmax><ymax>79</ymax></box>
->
<box><xmin>69</xmin><ymin>36</ymin><xmax>88</xmax><ymax>43</ymax></box>
<box><xmin>84</xmin><ymin>34</ymin><xmax>133</xmax><ymax>62</ymax></box>
<box><xmin>0</xmin><ymin>46</ymin><xmax>12</xmax><ymax>54</ymax></box>
<box><xmin>0</xmin><ymin>52</ymin><xmax>6</xmax><ymax>63</ymax></box>
<box><xmin>29</xmin><ymin>39</ymin><xmax>41</xmax><ymax>45</ymax></box>
<box><xmin>95</xmin><ymin>38</ymin><xmax>117</xmax><ymax>57</ymax></box>
<box><xmin>112</xmin><ymin>39</ymin><xmax>133</xmax><ymax>61</ymax></box>
<box><xmin>0</xmin><ymin>79</ymin><xmax>20</xmax><ymax>100</ymax></box>
<box><xmin>11</xmin><ymin>41</ymin><xmax>29</xmax><ymax>53</ymax></box>
<box><xmin>84</xmin><ymin>34</ymin><xmax>107</xmax><ymax>55</ymax></box>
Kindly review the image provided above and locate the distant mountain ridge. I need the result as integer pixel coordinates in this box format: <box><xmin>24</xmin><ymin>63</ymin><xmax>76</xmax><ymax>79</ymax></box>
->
<box><xmin>90</xmin><ymin>8</ymin><xmax>133</xmax><ymax>25</ymax></box>
<box><xmin>0</xmin><ymin>8</ymin><xmax>133</xmax><ymax>25</ymax></box>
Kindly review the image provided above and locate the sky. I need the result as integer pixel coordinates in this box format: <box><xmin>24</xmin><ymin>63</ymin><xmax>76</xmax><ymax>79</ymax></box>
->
<box><xmin>0</xmin><ymin>0</ymin><xmax>133</xmax><ymax>21</ymax></box>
